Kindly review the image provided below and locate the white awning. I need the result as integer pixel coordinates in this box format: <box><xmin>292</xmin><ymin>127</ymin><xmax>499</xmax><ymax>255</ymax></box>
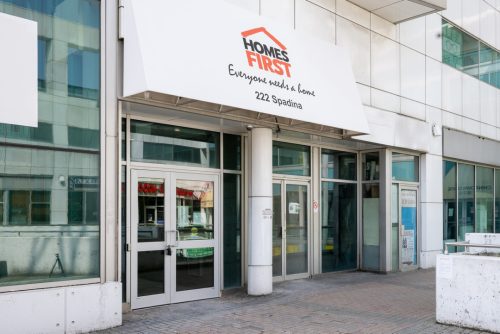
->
<box><xmin>122</xmin><ymin>0</ymin><xmax>370</xmax><ymax>136</ymax></box>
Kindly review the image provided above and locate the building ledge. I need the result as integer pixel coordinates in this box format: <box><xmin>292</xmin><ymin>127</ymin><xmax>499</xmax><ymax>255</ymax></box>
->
<box><xmin>348</xmin><ymin>0</ymin><xmax>446</xmax><ymax>23</ymax></box>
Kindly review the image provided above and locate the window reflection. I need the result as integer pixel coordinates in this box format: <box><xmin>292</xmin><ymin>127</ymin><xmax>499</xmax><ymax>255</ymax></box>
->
<box><xmin>176</xmin><ymin>180</ymin><xmax>214</xmax><ymax>241</ymax></box>
<box><xmin>137</xmin><ymin>178</ymin><xmax>165</xmax><ymax>243</ymax></box>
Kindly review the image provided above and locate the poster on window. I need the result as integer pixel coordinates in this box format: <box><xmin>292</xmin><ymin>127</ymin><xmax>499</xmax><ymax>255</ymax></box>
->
<box><xmin>401</xmin><ymin>190</ymin><xmax>417</xmax><ymax>265</ymax></box>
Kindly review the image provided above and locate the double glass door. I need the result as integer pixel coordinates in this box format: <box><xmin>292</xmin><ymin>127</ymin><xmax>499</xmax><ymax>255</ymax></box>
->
<box><xmin>273</xmin><ymin>180</ymin><xmax>310</xmax><ymax>280</ymax></box>
<box><xmin>391</xmin><ymin>184</ymin><xmax>418</xmax><ymax>271</ymax></box>
<box><xmin>130</xmin><ymin>169</ymin><xmax>219</xmax><ymax>309</ymax></box>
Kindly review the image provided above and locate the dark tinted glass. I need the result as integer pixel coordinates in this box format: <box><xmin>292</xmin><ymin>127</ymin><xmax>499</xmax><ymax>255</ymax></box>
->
<box><xmin>273</xmin><ymin>142</ymin><xmax>310</xmax><ymax>176</ymax></box>
<box><xmin>321</xmin><ymin>149</ymin><xmax>356</xmax><ymax>180</ymax></box>
<box><xmin>223</xmin><ymin>134</ymin><xmax>241</xmax><ymax>171</ymax></box>
<box><xmin>223</xmin><ymin>174</ymin><xmax>241</xmax><ymax>288</ymax></box>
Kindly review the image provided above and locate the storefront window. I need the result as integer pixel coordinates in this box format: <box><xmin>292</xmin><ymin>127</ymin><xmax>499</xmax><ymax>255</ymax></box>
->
<box><xmin>457</xmin><ymin>164</ymin><xmax>475</xmax><ymax>241</ymax></box>
<box><xmin>321</xmin><ymin>182</ymin><xmax>357</xmax><ymax>272</ymax></box>
<box><xmin>131</xmin><ymin>120</ymin><xmax>220</xmax><ymax>168</ymax></box>
<box><xmin>223</xmin><ymin>174</ymin><xmax>241</xmax><ymax>288</ymax></box>
<box><xmin>476</xmin><ymin>167</ymin><xmax>494</xmax><ymax>233</ymax></box>
<box><xmin>362</xmin><ymin>183</ymin><xmax>380</xmax><ymax>271</ymax></box>
<box><xmin>443</xmin><ymin>161</ymin><xmax>457</xmax><ymax>243</ymax></box>
<box><xmin>392</xmin><ymin>153</ymin><xmax>419</xmax><ymax>182</ymax></box>
<box><xmin>362</xmin><ymin>152</ymin><xmax>379</xmax><ymax>181</ymax></box>
<box><xmin>223</xmin><ymin>134</ymin><xmax>241</xmax><ymax>171</ymax></box>
<box><xmin>496</xmin><ymin>170</ymin><xmax>500</xmax><ymax>233</ymax></box>
<box><xmin>321</xmin><ymin>149</ymin><xmax>356</xmax><ymax>180</ymax></box>
<box><xmin>0</xmin><ymin>0</ymin><xmax>101</xmax><ymax>287</ymax></box>
<box><xmin>272</xmin><ymin>142</ymin><xmax>310</xmax><ymax>176</ymax></box>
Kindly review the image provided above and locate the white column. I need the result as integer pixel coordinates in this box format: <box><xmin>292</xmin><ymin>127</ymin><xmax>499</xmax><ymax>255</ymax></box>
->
<box><xmin>248</xmin><ymin>127</ymin><xmax>273</xmax><ymax>295</ymax></box>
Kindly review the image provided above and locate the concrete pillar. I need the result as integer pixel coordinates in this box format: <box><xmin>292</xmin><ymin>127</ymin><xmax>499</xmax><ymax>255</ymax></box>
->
<box><xmin>247</xmin><ymin>127</ymin><xmax>273</xmax><ymax>295</ymax></box>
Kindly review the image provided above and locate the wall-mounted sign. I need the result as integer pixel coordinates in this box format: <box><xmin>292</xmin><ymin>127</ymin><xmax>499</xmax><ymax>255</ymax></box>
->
<box><xmin>123</xmin><ymin>0</ymin><xmax>369</xmax><ymax>134</ymax></box>
<box><xmin>0</xmin><ymin>12</ymin><xmax>37</xmax><ymax>127</ymax></box>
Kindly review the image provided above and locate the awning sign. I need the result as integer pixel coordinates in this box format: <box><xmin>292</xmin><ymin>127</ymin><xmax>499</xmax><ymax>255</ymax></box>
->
<box><xmin>123</xmin><ymin>0</ymin><xmax>369</xmax><ymax>134</ymax></box>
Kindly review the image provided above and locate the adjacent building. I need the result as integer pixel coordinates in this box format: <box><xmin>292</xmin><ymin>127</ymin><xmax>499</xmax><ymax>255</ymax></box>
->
<box><xmin>0</xmin><ymin>0</ymin><xmax>499</xmax><ymax>332</ymax></box>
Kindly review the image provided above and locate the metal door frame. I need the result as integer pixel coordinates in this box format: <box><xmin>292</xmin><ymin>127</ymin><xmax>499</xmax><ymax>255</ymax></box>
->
<box><xmin>272</xmin><ymin>178</ymin><xmax>311</xmax><ymax>282</ymax></box>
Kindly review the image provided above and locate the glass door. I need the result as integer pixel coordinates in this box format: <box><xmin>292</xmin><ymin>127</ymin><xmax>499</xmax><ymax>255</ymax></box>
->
<box><xmin>131</xmin><ymin>170</ymin><xmax>219</xmax><ymax>309</ymax></box>
<box><xmin>273</xmin><ymin>180</ymin><xmax>310</xmax><ymax>281</ymax></box>
<box><xmin>131</xmin><ymin>170</ymin><xmax>170</xmax><ymax>309</ymax></box>
<box><xmin>171</xmin><ymin>173</ymin><xmax>219</xmax><ymax>303</ymax></box>
<box><xmin>399</xmin><ymin>187</ymin><xmax>418</xmax><ymax>271</ymax></box>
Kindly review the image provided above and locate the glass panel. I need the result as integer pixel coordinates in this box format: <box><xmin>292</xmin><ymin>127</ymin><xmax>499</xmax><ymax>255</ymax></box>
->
<box><xmin>443</xmin><ymin>161</ymin><xmax>457</xmax><ymax>249</ymax></box>
<box><xmin>457</xmin><ymin>164</ymin><xmax>475</xmax><ymax>241</ymax></box>
<box><xmin>362</xmin><ymin>183</ymin><xmax>380</xmax><ymax>271</ymax></box>
<box><xmin>131</xmin><ymin>120</ymin><xmax>220</xmax><ymax>168</ymax></box>
<box><xmin>392</xmin><ymin>153</ymin><xmax>419</xmax><ymax>182</ymax></box>
<box><xmin>391</xmin><ymin>184</ymin><xmax>399</xmax><ymax>271</ymax></box>
<box><xmin>138</xmin><ymin>251</ymin><xmax>165</xmax><ymax>297</ymax></box>
<box><xmin>479</xmin><ymin>43</ymin><xmax>499</xmax><ymax>86</ymax></box>
<box><xmin>442</xmin><ymin>19</ymin><xmax>479</xmax><ymax>77</ymax></box>
<box><xmin>223</xmin><ymin>134</ymin><xmax>241</xmax><ymax>171</ymax></box>
<box><xmin>0</xmin><ymin>0</ymin><xmax>101</xmax><ymax>287</ymax></box>
<box><xmin>362</xmin><ymin>152</ymin><xmax>379</xmax><ymax>181</ymax></box>
<box><xmin>496</xmin><ymin>170</ymin><xmax>500</xmax><ymax>233</ymax></box>
<box><xmin>223</xmin><ymin>174</ymin><xmax>241</xmax><ymax>288</ymax></box>
<box><xmin>321</xmin><ymin>149</ymin><xmax>356</xmax><ymax>180</ymax></box>
<box><xmin>176</xmin><ymin>248</ymin><xmax>214</xmax><ymax>292</ymax></box>
<box><xmin>401</xmin><ymin>190</ymin><xmax>417</xmax><ymax>266</ymax></box>
<box><xmin>272</xmin><ymin>183</ymin><xmax>282</xmax><ymax>277</ymax></box>
<box><xmin>121</xmin><ymin>118</ymin><xmax>126</xmax><ymax>161</ymax></box>
<box><xmin>68</xmin><ymin>176</ymin><xmax>99</xmax><ymax>225</ymax></box>
<box><xmin>476</xmin><ymin>167</ymin><xmax>494</xmax><ymax>233</ymax></box>
<box><xmin>273</xmin><ymin>142</ymin><xmax>310</xmax><ymax>176</ymax></box>
<box><xmin>321</xmin><ymin>182</ymin><xmax>357</xmax><ymax>273</ymax></box>
<box><xmin>138</xmin><ymin>178</ymin><xmax>165</xmax><ymax>243</ymax></box>
<box><xmin>176</xmin><ymin>180</ymin><xmax>214</xmax><ymax>241</ymax></box>
<box><xmin>285</xmin><ymin>184</ymin><xmax>308</xmax><ymax>275</ymax></box>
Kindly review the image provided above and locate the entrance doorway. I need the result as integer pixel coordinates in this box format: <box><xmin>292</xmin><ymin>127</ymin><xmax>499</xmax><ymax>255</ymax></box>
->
<box><xmin>391</xmin><ymin>184</ymin><xmax>418</xmax><ymax>271</ymax></box>
<box><xmin>130</xmin><ymin>169</ymin><xmax>219</xmax><ymax>309</ymax></box>
<box><xmin>272</xmin><ymin>180</ymin><xmax>310</xmax><ymax>280</ymax></box>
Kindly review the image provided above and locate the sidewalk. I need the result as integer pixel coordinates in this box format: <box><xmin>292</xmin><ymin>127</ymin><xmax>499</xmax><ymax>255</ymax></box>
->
<box><xmin>98</xmin><ymin>270</ymin><xmax>488</xmax><ymax>334</ymax></box>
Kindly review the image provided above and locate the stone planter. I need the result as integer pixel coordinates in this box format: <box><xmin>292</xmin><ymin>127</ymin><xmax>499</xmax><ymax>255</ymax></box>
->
<box><xmin>436</xmin><ymin>234</ymin><xmax>500</xmax><ymax>333</ymax></box>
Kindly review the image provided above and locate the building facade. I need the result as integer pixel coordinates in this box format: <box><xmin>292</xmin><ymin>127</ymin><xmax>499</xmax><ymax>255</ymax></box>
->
<box><xmin>0</xmin><ymin>0</ymin><xmax>500</xmax><ymax>332</ymax></box>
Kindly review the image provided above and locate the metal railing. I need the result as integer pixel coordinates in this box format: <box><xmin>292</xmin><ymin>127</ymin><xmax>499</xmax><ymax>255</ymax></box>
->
<box><xmin>444</xmin><ymin>241</ymin><xmax>500</xmax><ymax>255</ymax></box>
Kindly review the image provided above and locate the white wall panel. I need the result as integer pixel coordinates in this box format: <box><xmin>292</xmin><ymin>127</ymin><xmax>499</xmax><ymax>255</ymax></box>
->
<box><xmin>307</xmin><ymin>0</ymin><xmax>335</xmax><ymax>12</ymax></box>
<box><xmin>461</xmin><ymin>74</ymin><xmax>480</xmax><ymax>121</ymax></box>
<box><xmin>426</xmin><ymin>57</ymin><xmax>442</xmax><ymax>109</ymax></box>
<box><xmin>420</xmin><ymin>154</ymin><xmax>443</xmax><ymax>203</ymax></box>
<box><xmin>425</xmin><ymin>13</ymin><xmax>442</xmax><ymax>61</ymax></box>
<box><xmin>463</xmin><ymin>117</ymin><xmax>481</xmax><ymax>135</ymax></box>
<box><xmin>336</xmin><ymin>0</ymin><xmax>370</xmax><ymax>28</ymax></box>
<box><xmin>371</xmin><ymin>13</ymin><xmax>398</xmax><ymax>40</ymax></box>
<box><xmin>401</xmin><ymin>98</ymin><xmax>426</xmax><ymax>120</ymax></box>
<box><xmin>480</xmin><ymin>82</ymin><xmax>496</xmax><ymax>126</ymax></box>
<box><xmin>426</xmin><ymin>106</ymin><xmax>443</xmax><ymax>155</ymax></box>
<box><xmin>462</xmin><ymin>0</ymin><xmax>480</xmax><ymax>37</ymax></box>
<box><xmin>399</xmin><ymin>16</ymin><xmax>425</xmax><ymax>53</ymax></box>
<box><xmin>442</xmin><ymin>65</ymin><xmax>462</xmax><ymax>114</ymax></box>
<box><xmin>442</xmin><ymin>0</ymin><xmax>462</xmax><ymax>26</ymax></box>
<box><xmin>495</xmin><ymin>11</ymin><xmax>500</xmax><ymax>49</ymax></box>
<box><xmin>479</xmin><ymin>0</ymin><xmax>496</xmax><ymax>47</ymax></box>
<box><xmin>336</xmin><ymin>16</ymin><xmax>370</xmax><ymax>85</ymax></box>
<box><xmin>371</xmin><ymin>33</ymin><xmax>400</xmax><ymax>94</ymax></box>
<box><xmin>357</xmin><ymin>83</ymin><xmax>371</xmax><ymax>105</ymax></box>
<box><xmin>401</xmin><ymin>46</ymin><xmax>425</xmax><ymax>102</ymax></box>
<box><xmin>260</xmin><ymin>0</ymin><xmax>294</xmax><ymax>27</ymax></box>
<box><xmin>481</xmin><ymin>123</ymin><xmax>497</xmax><ymax>140</ymax></box>
<box><xmin>223</xmin><ymin>0</ymin><xmax>259</xmax><ymax>13</ymax></box>
<box><xmin>371</xmin><ymin>88</ymin><xmax>400</xmax><ymax>113</ymax></box>
<box><xmin>295</xmin><ymin>0</ymin><xmax>336</xmax><ymax>43</ymax></box>
<box><xmin>442</xmin><ymin>110</ymin><xmax>463</xmax><ymax>130</ymax></box>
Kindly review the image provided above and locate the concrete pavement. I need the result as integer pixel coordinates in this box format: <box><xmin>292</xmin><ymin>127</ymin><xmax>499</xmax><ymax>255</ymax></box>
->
<box><xmin>97</xmin><ymin>270</ymin><xmax>489</xmax><ymax>334</ymax></box>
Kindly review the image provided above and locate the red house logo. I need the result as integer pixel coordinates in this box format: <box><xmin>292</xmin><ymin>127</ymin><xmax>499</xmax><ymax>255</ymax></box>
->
<box><xmin>241</xmin><ymin>27</ymin><xmax>292</xmax><ymax>78</ymax></box>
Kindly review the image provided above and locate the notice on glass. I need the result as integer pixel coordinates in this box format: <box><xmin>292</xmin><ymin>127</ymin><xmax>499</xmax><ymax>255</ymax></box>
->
<box><xmin>437</xmin><ymin>256</ymin><xmax>453</xmax><ymax>280</ymax></box>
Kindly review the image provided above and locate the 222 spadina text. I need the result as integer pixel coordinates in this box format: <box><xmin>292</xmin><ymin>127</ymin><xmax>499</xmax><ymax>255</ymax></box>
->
<box><xmin>254</xmin><ymin>91</ymin><xmax>303</xmax><ymax>110</ymax></box>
